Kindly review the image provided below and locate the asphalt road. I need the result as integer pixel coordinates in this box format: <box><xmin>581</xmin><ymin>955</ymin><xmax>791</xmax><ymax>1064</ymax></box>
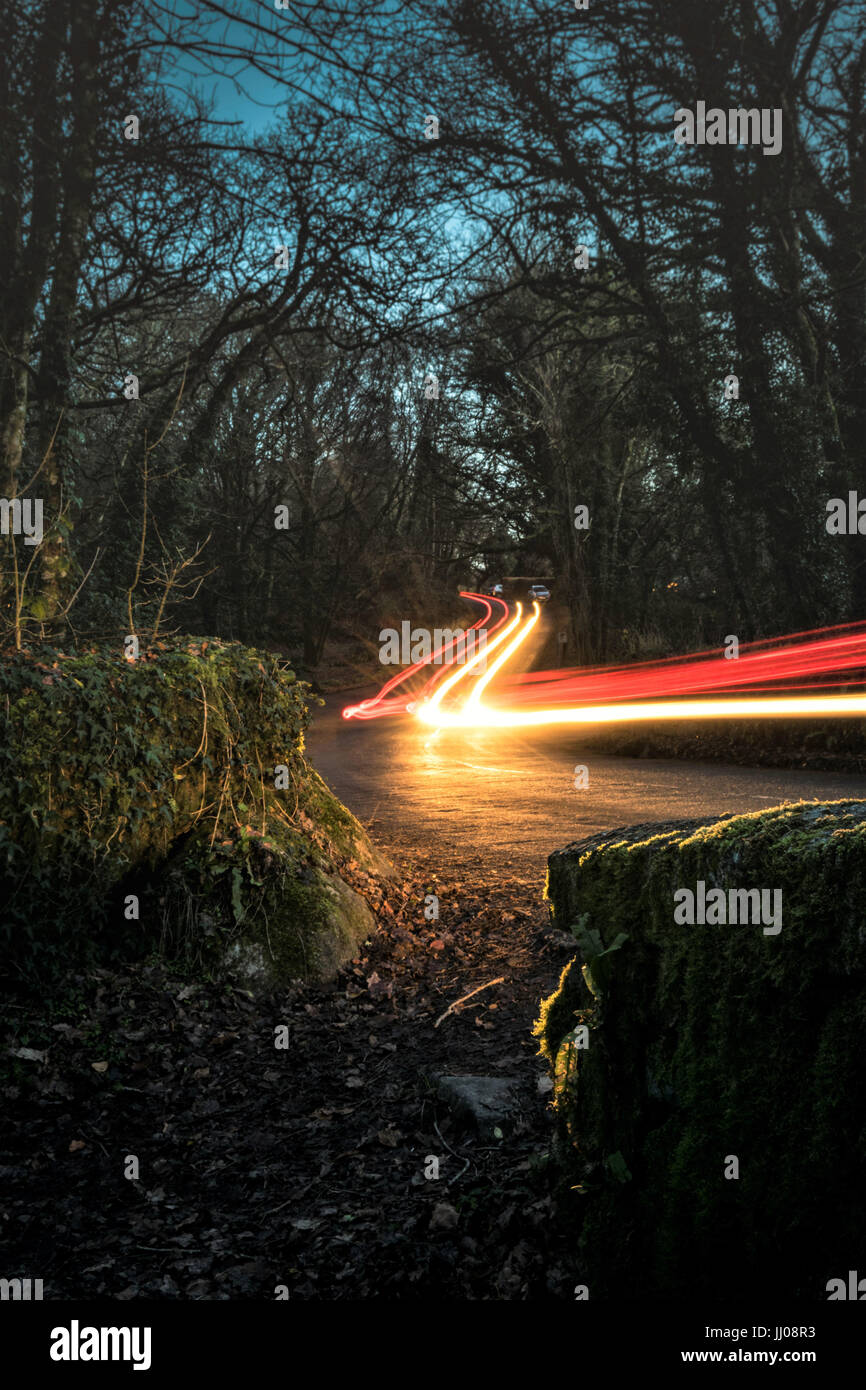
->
<box><xmin>307</xmin><ymin>689</ymin><xmax>866</xmax><ymax>881</ymax></box>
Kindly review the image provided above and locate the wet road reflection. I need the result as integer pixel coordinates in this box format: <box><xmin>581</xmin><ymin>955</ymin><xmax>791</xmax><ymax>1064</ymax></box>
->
<box><xmin>308</xmin><ymin>691</ymin><xmax>866</xmax><ymax>878</ymax></box>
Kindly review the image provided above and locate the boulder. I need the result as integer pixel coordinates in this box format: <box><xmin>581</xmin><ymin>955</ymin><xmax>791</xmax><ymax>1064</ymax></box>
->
<box><xmin>535</xmin><ymin>800</ymin><xmax>866</xmax><ymax>1299</ymax></box>
<box><xmin>0</xmin><ymin>638</ymin><xmax>390</xmax><ymax>991</ymax></box>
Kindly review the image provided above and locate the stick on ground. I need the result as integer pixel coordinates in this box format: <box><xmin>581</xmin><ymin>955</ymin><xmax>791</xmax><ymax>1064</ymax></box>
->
<box><xmin>433</xmin><ymin>977</ymin><xmax>506</xmax><ymax>1029</ymax></box>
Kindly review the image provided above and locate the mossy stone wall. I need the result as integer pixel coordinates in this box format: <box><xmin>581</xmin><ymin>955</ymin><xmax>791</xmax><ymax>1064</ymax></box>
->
<box><xmin>0</xmin><ymin>639</ymin><xmax>387</xmax><ymax>990</ymax></box>
<box><xmin>536</xmin><ymin>801</ymin><xmax>866</xmax><ymax>1299</ymax></box>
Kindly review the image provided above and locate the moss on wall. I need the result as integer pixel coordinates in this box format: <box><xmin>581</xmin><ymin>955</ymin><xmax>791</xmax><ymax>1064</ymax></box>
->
<box><xmin>535</xmin><ymin>801</ymin><xmax>866</xmax><ymax>1299</ymax></box>
<box><xmin>0</xmin><ymin>638</ymin><xmax>387</xmax><ymax>991</ymax></box>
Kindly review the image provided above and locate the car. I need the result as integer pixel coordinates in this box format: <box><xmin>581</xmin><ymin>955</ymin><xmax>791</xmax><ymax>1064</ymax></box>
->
<box><xmin>527</xmin><ymin>584</ymin><xmax>551</xmax><ymax>603</ymax></box>
<box><xmin>490</xmin><ymin>583</ymin><xmax>504</xmax><ymax>597</ymax></box>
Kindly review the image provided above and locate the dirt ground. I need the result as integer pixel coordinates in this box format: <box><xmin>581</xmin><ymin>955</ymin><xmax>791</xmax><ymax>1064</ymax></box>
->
<box><xmin>0</xmin><ymin>842</ymin><xmax>583</xmax><ymax>1300</ymax></box>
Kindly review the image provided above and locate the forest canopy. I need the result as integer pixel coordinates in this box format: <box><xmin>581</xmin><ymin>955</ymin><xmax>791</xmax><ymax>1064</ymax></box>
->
<box><xmin>2</xmin><ymin>0</ymin><xmax>864</xmax><ymax>668</ymax></box>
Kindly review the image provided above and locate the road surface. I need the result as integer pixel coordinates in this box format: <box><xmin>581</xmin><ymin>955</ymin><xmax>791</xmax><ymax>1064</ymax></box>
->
<box><xmin>307</xmin><ymin>689</ymin><xmax>866</xmax><ymax>881</ymax></box>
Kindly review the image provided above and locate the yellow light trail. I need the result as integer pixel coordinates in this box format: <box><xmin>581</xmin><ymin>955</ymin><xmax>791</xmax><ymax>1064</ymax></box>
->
<box><xmin>419</xmin><ymin>691</ymin><xmax>866</xmax><ymax>729</ymax></box>
<box><xmin>459</xmin><ymin>601</ymin><xmax>541</xmax><ymax>716</ymax></box>
<box><xmin>421</xmin><ymin>602</ymin><xmax>527</xmax><ymax>717</ymax></box>
<box><xmin>414</xmin><ymin>604</ymin><xmax>866</xmax><ymax>730</ymax></box>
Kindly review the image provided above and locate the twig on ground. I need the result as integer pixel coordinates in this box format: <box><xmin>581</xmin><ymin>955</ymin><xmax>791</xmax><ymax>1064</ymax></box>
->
<box><xmin>433</xmin><ymin>1118</ymin><xmax>472</xmax><ymax>1184</ymax></box>
<box><xmin>433</xmin><ymin>977</ymin><xmax>506</xmax><ymax>1028</ymax></box>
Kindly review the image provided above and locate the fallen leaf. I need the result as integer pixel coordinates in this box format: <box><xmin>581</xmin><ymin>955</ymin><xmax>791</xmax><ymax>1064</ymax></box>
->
<box><xmin>91</xmin><ymin>1061</ymin><xmax>109</xmax><ymax>1073</ymax></box>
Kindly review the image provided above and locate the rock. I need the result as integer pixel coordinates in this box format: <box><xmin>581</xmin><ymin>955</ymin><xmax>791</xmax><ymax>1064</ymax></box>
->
<box><xmin>436</xmin><ymin>1074</ymin><xmax>521</xmax><ymax>1135</ymax></box>
<box><xmin>0</xmin><ymin>639</ymin><xmax>393</xmax><ymax>992</ymax></box>
<box><xmin>536</xmin><ymin>799</ymin><xmax>866</xmax><ymax>1300</ymax></box>
<box><xmin>428</xmin><ymin>1202</ymin><xmax>459</xmax><ymax>1233</ymax></box>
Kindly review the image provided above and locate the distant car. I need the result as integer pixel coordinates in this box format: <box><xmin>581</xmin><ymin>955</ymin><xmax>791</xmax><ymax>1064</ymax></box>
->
<box><xmin>491</xmin><ymin>583</ymin><xmax>504</xmax><ymax>597</ymax></box>
<box><xmin>527</xmin><ymin>584</ymin><xmax>551</xmax><ymax>603</ymax></box>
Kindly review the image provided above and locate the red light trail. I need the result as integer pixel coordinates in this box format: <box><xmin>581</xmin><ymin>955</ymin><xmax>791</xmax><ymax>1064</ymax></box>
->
<box><xmin>342</xmin><ymin>594</ymin><xmax>866</xmax><ymax>731</ymax></box>
<box><xmin>342</xmin><ymin>593</ymin><xmax>510</xmax><ymax>720</ymax></box>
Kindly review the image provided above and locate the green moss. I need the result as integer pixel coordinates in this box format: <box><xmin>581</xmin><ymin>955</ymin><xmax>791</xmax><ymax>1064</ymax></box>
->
<box><xmin>0</xmin><ymin>638</ymin><xmax>385</xmax><ymax>992</ymax></box>
<box><xmin>534</xmin><ymin>957</ymin><xmax>593</xmax><ymax>1067</ymax></box>
<box><xmin>142</xmin><ymin>814</ymin><xmax>375</xmax><ymax>988</ymax></box>
<box><xmin>536</xmin><ymin>800</ymin><xmax>866</xmax><ymax>1298</ymax></box>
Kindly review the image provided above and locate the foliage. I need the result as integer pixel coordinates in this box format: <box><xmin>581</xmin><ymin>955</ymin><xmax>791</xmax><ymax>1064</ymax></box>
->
<box><xmin>0</xmin><ymin>637</ymin><xmax>313</xmax><ymax>988</ymax></box>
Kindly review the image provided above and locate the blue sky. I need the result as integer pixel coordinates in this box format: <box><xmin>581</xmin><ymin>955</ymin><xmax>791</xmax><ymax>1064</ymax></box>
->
<box><xmin>160</xmin><ymin>0</ymin><xmax>302</xmax><ymax>135</ymax></box>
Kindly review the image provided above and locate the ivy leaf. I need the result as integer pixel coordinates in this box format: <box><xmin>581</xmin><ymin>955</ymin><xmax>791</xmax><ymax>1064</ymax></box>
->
<box><xmin>230</xmin><ymin>867</ymin><xmax>245</xmax><ymax>923</ymax></box>
<box><xmin>579</xmin><ymin>930</ymin><xmax>629</xmax><ymax>998</ymax></box>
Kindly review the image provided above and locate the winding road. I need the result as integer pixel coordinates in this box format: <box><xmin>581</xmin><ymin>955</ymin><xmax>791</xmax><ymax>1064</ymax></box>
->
<box><xmin>308</xmin><ymin>689</ymin><xmax>866</xmax><ymax>880</ymax></box>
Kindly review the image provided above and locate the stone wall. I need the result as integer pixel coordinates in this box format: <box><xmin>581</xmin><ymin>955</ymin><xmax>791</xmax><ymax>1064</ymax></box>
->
<box><xmin>536</xmin><ymin>801</ymin><xmax>866</xmax><ymax>1299</ymax></box>
<box><xmin>0</xmin><ymin>639</ymin><xmax>390</xmax><ymax>992</ymax></box>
